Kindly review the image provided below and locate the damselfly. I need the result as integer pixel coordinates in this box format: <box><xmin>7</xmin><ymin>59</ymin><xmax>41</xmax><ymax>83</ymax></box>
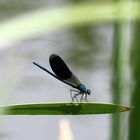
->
<box><xmin>33</xmin><ymin>54</ymin><xmax>91</xmax><ymax>102</ymax></box>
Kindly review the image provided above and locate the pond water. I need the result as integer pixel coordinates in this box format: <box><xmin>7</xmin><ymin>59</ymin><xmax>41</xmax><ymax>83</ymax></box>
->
<box><xmin>0</xmin><ymin>1</ymin><xmax>115</xmax><ymax>140</ymax></box>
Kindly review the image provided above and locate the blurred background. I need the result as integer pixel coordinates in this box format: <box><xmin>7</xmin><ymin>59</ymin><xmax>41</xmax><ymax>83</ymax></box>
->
<box><xmin>0</xmin><ymin>0</ymin><xmax>138</xmax><ymax>140</ymax></box>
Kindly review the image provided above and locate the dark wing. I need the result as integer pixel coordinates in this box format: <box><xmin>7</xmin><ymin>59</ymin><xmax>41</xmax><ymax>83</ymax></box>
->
<box><xmin>49</xmin><ymin>54</ymin><xmax>81</xmax><ymax>85</ymax></box>
<box><xmin>32</xmin><ymin>61</ymin><xmax>77</xmax><ymax>88</ymax></box>
<box><xmin>49</xmin><ymin>54</ymin><xmax>72</xmax><ymax>79</ymax></box>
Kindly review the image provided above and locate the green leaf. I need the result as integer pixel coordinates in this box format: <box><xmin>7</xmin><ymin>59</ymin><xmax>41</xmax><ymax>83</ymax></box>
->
<box><xmin>129</xmin><ymin>22</ymin><xmax>140</xmax><ymax>140</ymax></box>
<box><xmin>2</xmin><ymin>103</ymin><xmax>130</xmax><ymax>115</ymax></box>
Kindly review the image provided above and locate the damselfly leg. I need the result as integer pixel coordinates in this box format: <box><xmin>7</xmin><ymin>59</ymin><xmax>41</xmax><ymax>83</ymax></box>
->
<box><xmin>80</xmin><ymin>94</ymin><xmax>88</xmax><ymax>102</ymax></box>
<box><xmin>70</xmin><ymin>89</ymin><xmax>80</xmax><ymax>102</ymax></box>
<box><xmin>70</xmin><ymin>89</ymin><xmax>88</xmax><ymax>102</ymax></box>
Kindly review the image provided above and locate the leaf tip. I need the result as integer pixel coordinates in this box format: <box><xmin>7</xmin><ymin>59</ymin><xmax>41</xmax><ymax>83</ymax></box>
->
<box><xmin>122</xmin><ymin>106</ymin><xmax>131</xmax><ymax>112</ymax></box>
